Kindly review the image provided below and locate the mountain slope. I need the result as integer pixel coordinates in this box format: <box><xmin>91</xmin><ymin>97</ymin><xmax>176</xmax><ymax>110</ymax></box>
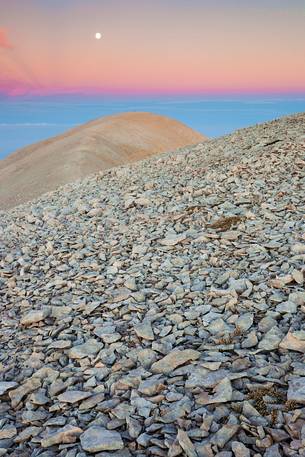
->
<box><xmin>0</xmin><ymin>113</ymin><xmax>304</xmax><ymax>455</ymax></box>
<box><xmin>0</xmin><ymin>111</ymin><xmax>206</xmax><ymax>210</ymax></box>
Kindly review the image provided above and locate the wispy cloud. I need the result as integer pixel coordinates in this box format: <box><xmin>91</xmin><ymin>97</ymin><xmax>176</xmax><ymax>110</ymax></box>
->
<box><xmin>0</xmin><ymin>28</ymin><xmax>13</xmax><ymax>49</ymax></box>
<box><xmin>0</xmin><ymin>79</ymin><xmax>34</xmax><ymax>96</ymax></box>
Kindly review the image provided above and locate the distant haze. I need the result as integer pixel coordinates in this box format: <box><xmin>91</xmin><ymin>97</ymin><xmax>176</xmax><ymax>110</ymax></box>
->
<box><xmin>0</xmin><ymin>95</ymin><xmax>304</xmax><ymax>159</ymax></box>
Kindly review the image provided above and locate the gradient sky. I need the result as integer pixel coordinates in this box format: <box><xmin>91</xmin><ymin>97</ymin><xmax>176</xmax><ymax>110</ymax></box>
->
<box><xmin>0</xmin><ymin>0</ymin><xmax>305</xmax><ymax>96</ymax></box>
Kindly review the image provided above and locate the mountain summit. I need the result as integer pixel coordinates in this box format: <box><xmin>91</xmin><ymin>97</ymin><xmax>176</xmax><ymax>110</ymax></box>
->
<box><xmin>0</xmin><ymin>111</ymin><xmax>205</xmax><ymax>210</ymax></box>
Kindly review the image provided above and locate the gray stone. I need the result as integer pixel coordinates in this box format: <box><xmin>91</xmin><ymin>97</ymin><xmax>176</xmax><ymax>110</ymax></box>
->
<box><xmin>58</xmin><ymin>391</ymin><xmax>92</xmax><ymax>403</ymax></box>
<box><xmin>126</xmin><ymin>416</ymin><xmax>142</xmax><ymax>438</ymax></box>
<box><xmin>20</xmin><ymin>309</ymin><xmax>49</xmax><ymax>326</ymax></box>
<box><xmin>211</xmin><ymin>424</ymin><xmax>239</xmax><ymax>448</ymax></box>
<box><xmin>151</xmin><ymin>349</ymin><xmax>200</xmax><ymax>374</ymax></box>
<box><xmin>80</xmin><ymin>426</ymin><xmax>124</xmax><ymax>453</ymax></box>
<box><xmin>41</xmin><ymin>425</ymin><xmax>83</xmax><ymax>448</ymax></box>
<box><xmin>0</xmin><ymin>382</ymin><xmax>18</xmax><ymax>396</ymax></box>
<box><xmin>9</xmin><ymin>378</ymin><xmax>41</xmax><ymax>408</ymax></box>
<box><xmin>231</xmin><ymin>442</ymin><xmax>250</xmax><ymax>457</ymax></box>
<box><xmin>264</xmin><ymin>444</ymin><xmax>281</xmax><ymax>457</ymax></box>
<box><xmin>258</xmin><ymin>326</ymin><xmax>282</xmax><ymax>351</ymax></box>
<box><xmin>280</xmin><ymin>331</ymin><xmax>305</xmax><ymax>353</ymax></box>
<box><xmin>241</xmin><ymin>330</ymin><xmax>258</xmax><ymax>348</ymax></box>
<box><xmin>134</xmin><ymin>320</ymin><xmax>154</xmax><ymax>341</ymax></box>
<box><xmin>177</xmin><ymin>429</ymin><xmax>197</xmax><ymax>457</ymax></box>
<box><xmin>69</xmin><ymin>339</ymin><xmax>103</xmax><ymax>359</ymax></box>
<box><xmin>275</xmin><ymin>301</ymin><xmax>297</xmax><ymax>314</ymax></box>
<box><xmin>196</xmin><ymin>377</ymin><xmax>232</xmax><ymax>405</ymax></box>
<box><xmin>235</xmin><ymin>313</ymin><xmax>253</xmax><ymax>332</ymax></box>
<box><xmin>287</xmin><ymin>377</ymin><xmax>305</xmax><ymax>404</ymax></box>
<box><xmin>138</xmin><ymin>376</ymin><xmax>165</xmax><ymax>396</ymax></box>
<box><xmin>0</xmin><ymin>427</ymin><xmax>17</xmax><ymax>440</ymax></box>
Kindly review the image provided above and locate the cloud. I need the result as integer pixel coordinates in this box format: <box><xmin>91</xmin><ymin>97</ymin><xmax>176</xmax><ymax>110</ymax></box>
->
<box><xmin>0</xmin><ymin>28</ymin><xmax>13</xmax><ymax>49</ymax></box>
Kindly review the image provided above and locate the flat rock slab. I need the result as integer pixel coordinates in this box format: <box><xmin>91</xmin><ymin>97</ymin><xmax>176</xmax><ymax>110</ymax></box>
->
<box><xmin>151</xmin><ymin>349</ymin><xmax>201</xmax><ymax>374</ymax></box>
<box><xmin>257</xmin><ymin>326</ymin><xmax>282</xmax><ymax>351</ymax></box>
<box><xmin>280</xmin><ymin>331</ymin><xmax>305</xmax><ymax>353</ymax></box>
<box><xmin>196</xmin><ymin>378</ymin><xmax>232</xmax><ymax>405</ymax></box>
<box><xmin>20</xmin><ymin>309</ymin><xmax>48</xmax><ymax>326</ymax></box>
<box><xmin>177</xmin><ymin>429</ymin><xmax>197</xmax><ymax>457</ymax></box>
<box><xmin>58</xmin><ymin>391</ymin><xmax>92</xmax><ymax>404</ymax></box>
<box><xmin>80</xmin><ymin>426</ymin><xmax>124</xmax><ymax>453</ymax></box>
<box><xmin>159</xmin><ymin>234</ymin><xmax>187</xmax><ymax>246</ymax></box>
<box><xmin>210</xmin><ymin>424</ymin><xmax>239</xmax><ymax>448</ymax></box>
<box><xmin>0</xmin><ymin>382</ymin><xmax>18</xmax><ymax>395</ymax></box>
<box><xmin>287</xmin><ymin>377</ymin><xmax>305</xmax><ymax>404</ymax></box>
<box><xmin>134</xmin><ymin>320</ymin><xmax>154</xmax><ymax>341</ymax></box>
<box><xmin>68</xmin><ymin>339</ymin><xmax>103</xmax><ymax>359</ymax></box>
<box><xmin>9</xmin><ymin>378</ymin><xmax>41</xmax><ymax>408</ymax></box>
<box><xmin>0</xmin><ymin>426</ymin><xmax>17</xmax><ymax>440</ymax></box>
<box><xmin>41</xmin><ymin>424</ymin><xmax>83</xmax><ymax>447</ymax></box>
<box><xmin>231</xmin><ymin>441</ymin><xmax>251</xmax><ymax>457</ymax></box>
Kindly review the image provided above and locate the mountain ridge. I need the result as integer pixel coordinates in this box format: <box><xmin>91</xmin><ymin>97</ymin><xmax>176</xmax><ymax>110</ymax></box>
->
<box><xmin>0</xmin><ymin>111</ymin><xmax>206</xmax><ymax>210</ymax></box>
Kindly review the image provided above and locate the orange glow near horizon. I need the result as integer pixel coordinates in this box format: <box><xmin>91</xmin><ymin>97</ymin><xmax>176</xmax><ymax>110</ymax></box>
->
<box><xmin>0</xmin><ymin>0</ymin><xmax>305</xmax><ymax>96</ymax></box>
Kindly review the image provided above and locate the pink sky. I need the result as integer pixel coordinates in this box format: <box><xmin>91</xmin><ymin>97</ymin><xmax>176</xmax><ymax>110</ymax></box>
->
<box><xmin>0</xmin><ymin>0</ymin><xmax>305</xmax><ymax>96</ymax></box>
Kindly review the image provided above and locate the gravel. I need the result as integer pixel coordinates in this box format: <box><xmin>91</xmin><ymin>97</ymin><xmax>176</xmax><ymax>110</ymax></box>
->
<box><xmin>0</xmin><ymin>112</ymin><xmax>305</xmax><ymax>456</ymax></box>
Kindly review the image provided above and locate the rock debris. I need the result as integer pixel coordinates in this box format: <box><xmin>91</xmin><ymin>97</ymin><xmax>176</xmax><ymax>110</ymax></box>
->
<box><xmin>0</xmin><ymin>113</ymin><xmax>305</xmax><ymax>455</ymax></box>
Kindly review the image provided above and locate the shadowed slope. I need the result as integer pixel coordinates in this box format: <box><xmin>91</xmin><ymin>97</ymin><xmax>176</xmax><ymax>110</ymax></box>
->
<box><xmin>0</xmin><ymin>112</ymin><xmax>206</xmax><ymax>209</ymax></box>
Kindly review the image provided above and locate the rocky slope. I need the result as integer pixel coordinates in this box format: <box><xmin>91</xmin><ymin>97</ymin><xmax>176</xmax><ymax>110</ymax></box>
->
<box><xmin>0</xmin><ymin>112</ymin><xmax>304</xmax><ymax>456</ymax></box>
<box><xmin>0</xmin><ymin>111</ymin><xmax>205</xmax><ymax>210</ymax></box>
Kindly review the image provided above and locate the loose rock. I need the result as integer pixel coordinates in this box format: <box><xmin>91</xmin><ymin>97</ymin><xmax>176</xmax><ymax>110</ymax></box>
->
<box><xmin>80</xmin><ymin>427</ymin><xmax>124</xmax><ymax>453</ymax></box>
<box><xmin>41</xmin><ymin>425</ymin><xmax>83</xmax><ymax>448</ymax></box>
<box><xmin>1</xmin><ymin>113</ymin><xmax>305</xmax><ymax>456</ymax></box>
<box><xmin>151</xmin><ymin>349</ymin><xmax>200</xmax><ymax>374</ymax></box>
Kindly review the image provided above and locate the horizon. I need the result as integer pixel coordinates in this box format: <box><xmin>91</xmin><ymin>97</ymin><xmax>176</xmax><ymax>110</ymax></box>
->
<box><xmin>2</xmin><ymin>90</ymin><xmax>305</xmax><ymax>100</ymax></box>
<box><xmin>1</xmin><ymin>93</ymin><xmax>304</xmax><ymax>159</ymax></box>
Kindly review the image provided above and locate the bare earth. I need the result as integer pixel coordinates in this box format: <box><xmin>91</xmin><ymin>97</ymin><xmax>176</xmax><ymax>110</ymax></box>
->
<box><xmin>0</xmin><ymin>111</ymin><xmax>205</xmax><ymax>210</ymax></box>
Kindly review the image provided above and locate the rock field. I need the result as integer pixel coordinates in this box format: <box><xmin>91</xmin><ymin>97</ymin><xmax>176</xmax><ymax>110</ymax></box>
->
<box><xmin>0</xmin><ymin>112</ymin><xmax>305</xmax><ymax>456</ymax></box>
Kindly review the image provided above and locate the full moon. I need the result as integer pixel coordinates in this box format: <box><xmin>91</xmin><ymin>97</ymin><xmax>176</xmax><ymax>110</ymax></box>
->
<box><xmin>95</xmin><ymin>32</ymin><xmax>102</xmax><ymax>40</ymax></box>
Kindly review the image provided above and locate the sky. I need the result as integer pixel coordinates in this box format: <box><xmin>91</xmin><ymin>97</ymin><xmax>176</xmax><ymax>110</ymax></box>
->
<box><xmin>0</xmin><ymin>0</ymin><xmax>305</xmax><ymax>96</ymax></box>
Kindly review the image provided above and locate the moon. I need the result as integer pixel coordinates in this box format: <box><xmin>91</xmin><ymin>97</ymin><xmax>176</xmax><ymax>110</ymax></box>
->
<box><xmin>95</xmin><ymin>32</ymin><xmax>102</xmax><ymax>40</ymax></box>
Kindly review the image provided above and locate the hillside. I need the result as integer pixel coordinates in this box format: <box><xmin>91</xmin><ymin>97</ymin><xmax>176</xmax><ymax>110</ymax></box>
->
<box><xmin>0</xmin><ymin>112</ymin><xmax>304</xmax><ymax>455</ymax></box>
<box><xmin>0</xmin><ymin>111</ymin><xmax>205</xmax><ymax>210</ymax></box>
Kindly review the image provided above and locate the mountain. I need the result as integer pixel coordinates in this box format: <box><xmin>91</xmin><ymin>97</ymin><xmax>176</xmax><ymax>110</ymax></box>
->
<box><xmin>0</xmin><ymin>113</ymin><xmax>304</xmax><ymax>455</ymax></box>
<box><xmin>0</xmin><ymin>111</ymin><xmax>205</xmax><ymax>210</ymax></box>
